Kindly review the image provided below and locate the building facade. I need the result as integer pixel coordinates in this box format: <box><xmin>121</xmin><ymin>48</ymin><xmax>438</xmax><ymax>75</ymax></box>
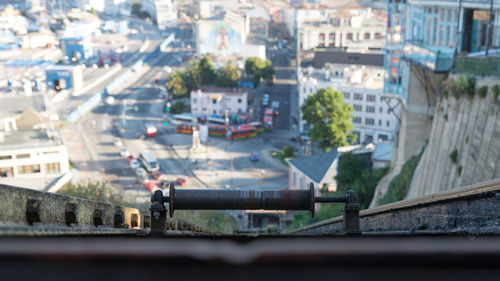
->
<box><xmin>142</xmin><ymin>0</ymin><xmax>177</xmax><ymax>29</ymax></box>
<box><xmin>190</xmin><ymin>88</ymin><xmax>248</xmax><ymax>117</ymax></box>
<box><xmin>298</xmin><ymin>52</ymin><xmax>399</xmax><ymax>144</ymax></box>
<box><xmin>0</xmin><ymin>129</ymin><xmax>69</xmax><ymax>179</ymax></box>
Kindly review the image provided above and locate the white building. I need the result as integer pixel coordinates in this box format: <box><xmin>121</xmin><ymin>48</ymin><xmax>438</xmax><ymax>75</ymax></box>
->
<box><xmin>142</xmin><ymin>0</ymin><xmax>177</xmax><ymax>29</ymax></box>
<box><xmin>0</xmin><ymin>129</ymin><xmax>69</xmax><ymax>181</ymax></box>
<box><xmin>296</xmin><ymin>5</ymin><xmax>386</xmax><ymax>52</ymax></box>
<box><xmin>190</xmin><ymin>88</ymin><xmax>248</xmax><ymax>117</ymax></box>
<box><xmin>298</xmin><ymin>51</ymin><xmax>399</xmax><ymax>144</ymax></box>
<box><xmin>104</xmin><ymin>0</ymin><xmax>132</xmax><ymax>16</ymax></box>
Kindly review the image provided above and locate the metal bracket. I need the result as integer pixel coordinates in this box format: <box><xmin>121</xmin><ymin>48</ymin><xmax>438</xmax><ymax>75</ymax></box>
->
<box><xmin>26</xmin><ymin>198</ymin><xmax>41</xmax><ymax>225</ymax></box>
<box><xmin>150</xmin><ymin>190</ymin><xmax>166</xmax><ymax>234</ymax></box>
<box><xmin>343</xmin><ymin>190</ymin><xmax>361</xmax><ymax>235</ymax></box>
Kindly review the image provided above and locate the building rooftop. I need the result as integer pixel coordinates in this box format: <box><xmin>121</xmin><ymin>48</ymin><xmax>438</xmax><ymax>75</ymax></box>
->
<box><xmin>0</xmin><ymin>129</ymin><xmax>62</xmax><ymax>152</ymax></box>
<box><xmin>314</xmin><ymin>50</ymin><xmax>384</xmax><ymax>68</ymax></box>
<box><xmin>288</xmin><ymin>149</ymin><xmax>338</xmax><ymax>183</ymax></box>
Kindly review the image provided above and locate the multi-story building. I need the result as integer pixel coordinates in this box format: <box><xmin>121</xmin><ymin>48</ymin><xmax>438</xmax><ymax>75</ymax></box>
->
<box><xmin>383</xmin><ymin>0</ymin><xmax>500</xmax><ymax>166</ymax></box>
<box><xmin>0</xmin><ymin>129</ymin><xmax>69</xmax><ymax>180</ymax></box>
<box><xmin>190</xmin><ymin>88</ymin><xmax>248</xmax><ymax>117</ymax></box>
<box><xmin>298</xmin><ymin>50</ymin><xmax>399</xmax><ymax>143</ymax></box>
<box><xmin>296</xmin><ymin>6</ymin><xmax>386</xmax><ymax>52</ymax></box>
<box><xmin>142</xmin><ymin>0</ymin><xmax>177</xmax><ymax>29</ymax></box>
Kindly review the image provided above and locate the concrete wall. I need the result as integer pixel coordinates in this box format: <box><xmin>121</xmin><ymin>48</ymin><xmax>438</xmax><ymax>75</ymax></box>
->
<box><xmin>408</xmin><ymin>76</ymin><xmax>500</xmax><ymax>199</ymax></box>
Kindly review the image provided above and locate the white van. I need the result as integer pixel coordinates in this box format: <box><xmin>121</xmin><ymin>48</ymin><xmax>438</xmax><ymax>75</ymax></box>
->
<box><xmin>138</xmin><ymin>152</ymin><xmax>159</xmax><ymax>172</ymax></box>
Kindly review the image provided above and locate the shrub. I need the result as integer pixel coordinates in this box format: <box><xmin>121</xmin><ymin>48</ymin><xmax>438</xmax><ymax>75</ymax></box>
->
<box><xmin>492</xmin><ymin>85</ymin><xmax>500</xmax><ymax>102</ymax></box>
<box><xmin>454</xmin><ymin>74</ymin><xmax>476</xmax><ymax>96</ymax></box>
<box><xmin>442</xmin><ymin>88</ymin><xmax>449</xmax><ymax>99</ymax></box>
<box><xmin>477</xmin><ymin>86</ymin><xmax>488</xmax><ymax>98</ymax></box>
<box><xmin>443</xmin><ymin>77</ymin><xmax>458</xmax><ymax>98</ymax></box>
<box><xmin>170</xmin><ymin>101</ymin><xmax>189</xmax><ymax>114</ymax></box>
<box><xmin>457</xmin><ymin>165</ymin><xmax>462</xmax><ymax>176</ymax></box>
<box><xmin>450</xmin><ymin>149</ymin><xmax>458</xmax><ymax>163</ymax></box>
<box><xmin>282</xmin><ymin>145</ymin><xmax>295</xmax><ymax>158</ymax></box>
<box><xmin>465</xmin><ymin>136</ymin><xmax>469</xmax><ymax>144</ymax></box>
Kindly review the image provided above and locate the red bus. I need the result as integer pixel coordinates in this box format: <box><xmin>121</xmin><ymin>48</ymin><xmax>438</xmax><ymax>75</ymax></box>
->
<box><xmin>226</xmin><ymin>126</ymin><xmax>257</xmax><ymax>140</ymax></box>
<box><xmin>264</xmin><ymin>107</ymin><xmax>274</xmax><ymax>116</ymax></box>
<box><xmin>263</xmin><ymin>116</ymin><xmax>273</xmax><ymax>131</ymax></box>
<box><xmin>176</xmin><ymin>123</ymin><xmax>199</xmax><ymax>134</ymax></box>
<box><xmin>208</xmin><ymin>125</ymin><xmax>227</xmax><ymax>137</ymax></box>
<box><xmin>145</xmin><ymin>123</ymin><xmax>157</xmax><ymax>137</ymax></box>
<box><xmin>241</xmin><ymin>122</ymin><xmax>263</xmax><ymax>133</ymax></box>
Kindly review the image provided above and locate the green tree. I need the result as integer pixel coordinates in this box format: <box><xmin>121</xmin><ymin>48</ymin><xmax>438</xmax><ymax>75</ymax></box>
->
<box><xmin>199</xmin><ymin>56</ymin><xmax>216</xmax><ymax>85</ymax></box>
<box><xmin>282</xmin><ymin>145</ymin><xmax>294</xmax><ymax>158</ymax></box>
<box><xmin>131</xmin><ymin>2</ymin><xmax>141</xmax><ymax>16</ymax></box>
<box><xmin>90</xmin><ymin>7</ymin><xmax>97</xmax><ymax>16</ymax></box>
<box><xmin>57</xmin><ymin>181</ymin><xmax>123</xmax><ymax>204</ymax></box>
<box><xmin>182</xmin><ymin>62</ymin><xmax>202</xmax><ymax>91</ymax></box>
<box><xmin>244</xmin><ymin>57</ymin><xmax>274</xmax><ymax>86</ymax></box>
<box><xmin>170</xmin><ymin>101</ymin><xmax>190</xmax><ymax>114</ymax></box>
<box><xmin>300</xmin><ymin>87</ymin><xmax>357</xmax><ymax>151</ymax></box>
<box><xmin>215</xmin><ymin>61</ymin><xmax>241</xmax><ymax>87</ymax></box>
<box><xmin>166</xmin><ymin>71</ymin><xmax>189</xmax><ymax>97</ymax></box>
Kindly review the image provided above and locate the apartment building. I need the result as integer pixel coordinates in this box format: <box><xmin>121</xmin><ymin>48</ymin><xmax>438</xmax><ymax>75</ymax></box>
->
<box><xmin>142</xmin><ymin>0</ymin><xmax>177</xmax><ymax>29</ymax></box>
<box><xmin>190</xmin><ymin>88</ymin><xmax>248</xmax><ymax>117</ymax></box>
<box><xmin>0</xmin><ymin>129</ymin><xmax>69</xmax><ymax>179</ymax></box>
<box><xmin>298</xmin><ymin>51</ymin><xmax>398</xmax><ymax>144</ymax></box>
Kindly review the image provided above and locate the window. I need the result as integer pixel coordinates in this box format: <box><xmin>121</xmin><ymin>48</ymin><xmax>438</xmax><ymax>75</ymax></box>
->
<box><xmin>43</xmin><ymin>151</ymin><xmax>58</xmax><ymax>155</ymax></box>
<box><xmin>318</xmin><ymin>33</ymin><xmax>325</xmax><ymax>47</ymax></box>
<box><xmin>352</xmin><ymin>117</ymin><xmax>362</xmax><ymax>124</ymax></box>
<box><xmin>212</xmin><ymin>99</ymin><xmax>217</xmax><ymax>104</ymax></box>
<box><xmin>366</xmin><ymin>106</ymin><xmax>375</xmax><ymax>113</ymax></box>
<box><xmin>375</xmin><ymin>33</ymin><xmax>383</xmax><ymax>40</ymax></box>
<box><xmin>18</xmin><ymin>164</ymin><xmax>41</xmax><ymax>174</ymax></box>
<box><xmin>379</xmin><ymin>107</ymin><xmax>383</xmax><ymax>113</ymax></box>
<box><xmin>366</xmin><ymin>95</ymin><xmax>376</xmax><ymax>102</ymax></box>
<box><xmin>299</xmin><ymin>176</ymin><xmax>303</xmax><ymax>189</ymax></box>
<box><xmin>387</xmin><ymin>120</ymin><xmax>390</xmax><ymax>127</ymax></box>
<box><xmin>45</xmin><ymin>163</ymin><xmax>60</xmax><ymax>174</ymax></box>
<box><xmin>354</xmin><ymin>93</ymin><xmax>363</xmax><ymax>100</ymax></box>
<box><xmin>0</xmin><ymin>167</ymin><xmax>13</xmax><ymax>177</ymax></box>
<box><xmin>328</xmin><ymin>33</ymin><xmax>336</xmax><ymax>46</ymax></box>
<box><xmin>213</xmin><ymin>110</ymin><xmax>217</xmax><ymax>114</ymax></box>
<box><xmin>379</xmin><ymin>134</ymin><xmax>388</xmax><ymax>141</ymax></box>
<box><xmin>347</xmin><ymin>33</ymin><xmax>353</xmax><ymax>40</ymax></box>
<box><xmin>387</xmin><ymin>108</ymin><xmax>392</xmax><ymax>114</ymax></box>
<box><xmin>202</xmin><ymin>108</ymin><xmax>207</xmax><ymax>111</ymax></box>
<box><xmin>365</xmin><ymin>118</ymin><xmax>375</xmax><ymax>126</ymax></box>
<box><xmin>16</xmin><ymin>154</ymin><xmax>30</xmax><ymax>159</ymax></box>
<box><xmin>293</xmin><ymin>172</ymin><xmax>296</xmax><ymax>186</ymax></box>
<box><xmin>237</xmin><ymin>98</ymin><xmax>242</xmax><ymax>103</ymax></box>
<box><xmin>353</xmin><ymin>104</ymin><xmax>362</xmax><ymax>112</ymax></box>
<box><xmin>0</xmin><ymin>155</ymin><xmax>12</xmax><ymax>160</ymax></box>
<box><xmin>343</xmin><ymin>92</ymin><xmax>350</xmax><ymax>99</ymax></box>
<box><xmin>193</xmin><ymin>98</ymin><xmax>197</xmax><ymax>103</ymax></box>
<box><xmin>379</xmin><ymin>119</ymin><xmax>382</xmax><ymax>126</ymax></box>
<box><xmin>364</xmin><ymin>33</ymin><xmax>370</xmax><ymax>40</ymax></box>
<box><xmin>238</xmin><ymin>108</ymin><xmax>242</xmax><ymax>113</ymax></box>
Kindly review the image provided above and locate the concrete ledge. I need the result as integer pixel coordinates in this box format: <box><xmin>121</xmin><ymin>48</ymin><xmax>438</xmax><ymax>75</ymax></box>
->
<box><xmin>291</xmin><ymin>178</ymin><xmax>500</xmax><ymax>235</ymax></box>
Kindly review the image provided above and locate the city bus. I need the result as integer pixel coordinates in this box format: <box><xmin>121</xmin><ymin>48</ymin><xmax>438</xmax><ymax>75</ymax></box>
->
<box><xmin>247</xmin><ymin>121</ymin><xmax>263</xmax><ymax>133</ymax></box>
<box><xmin>144</xmin><ymin>123</ymin><xmax>157</xmax><ymax>137</ymax></box>
<box><xmin>172</xmin><ymin>114</ymin><xmax>197</xmax><ymax>125</ymax></box>
<box><xmin>226</xmin><ymin>126</ymin><xmax>257</xmax><ymax>140</ymax></box>
<box><xmin>138</xmin><ymin>152</ymin><xmax>159</xmax><ymax>172</ymax></box>
<box><xmin>208</xmin><ymin>125</ymin><xmax>227</xmax><ymax>137</ymax></box>
<box><xmin>176</xmin><ymin>123</ymin><xmax>199</xmax><ymax>134</ymax></box>
<box><xmin>263</xmin><ymin>116</ymin><xmax>273</xmax><ymax>131</ymax></box>
<box><xmin>206</xmin><ymin>116</ymin><xmax>226</xmax><ymax>125</ymax></box>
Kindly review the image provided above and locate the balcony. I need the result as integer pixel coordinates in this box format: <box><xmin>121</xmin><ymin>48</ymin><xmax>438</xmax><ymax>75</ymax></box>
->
<box><xmin>403</xmin><ymin>40</ymin><xmax>454</xmax><ymax>72</ymax></box>
<box><xmin>454</xmin><ymin>55</ymin><xmax>500</xmax><ymax>77</ymax></box>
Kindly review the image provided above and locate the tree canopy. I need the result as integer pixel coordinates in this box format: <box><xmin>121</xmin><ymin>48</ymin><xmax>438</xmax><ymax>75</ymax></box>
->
<box><xmin>199</xmin><ymin>56</ymin><xmax>216</xmax><ymax>85</ymax></box>
<box><xmin>300</xmin><ymin>87</ymin><xmax>357</xmax><ymax>151</ymax></box>
<box><xmin>166</xmin><ymin>71</ymin><xmax>188</xmax><ymax>97</ymax></box>
<box><xmin>215</xmin><ymin>61</ymin><xmax>241</xmax><ymax>88</ymax></box>
<box><xmin>244</xmin><ymin>57</ymin><xmax>275</xmax><ymax>86</ymax></box>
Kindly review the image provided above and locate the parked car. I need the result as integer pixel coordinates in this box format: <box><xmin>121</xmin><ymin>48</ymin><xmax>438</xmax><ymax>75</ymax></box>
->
<box><xmin>250</xmin><ymin>152</ymin><xmax>259</xmax><ymax>161</ymax></box>
<box><xmin>113</xmin><ymin>137</ymin><xmax>123</xmax><ymax>146</ymax></box>
<box><xmin>120</xmin><ymin>148</ymin><xmax>130</xmax><ymax>157</ymax></box>
<box><xmin>135</xmin><ymin>168</ymin><xmax>148</xmax><ymax>184</ymax></box>
<box><xmin>152</xmin><ymin>170</ymin><xmax>162</xmax><ymax>180</ymax></box>
<box><xmin>144</xmin><ymin>181</ymin><xmax>159</xmax><ymax>193</ymax></box>
<box><xmin>130</xmin><ymin>158</ymin><xmax>141</xmax><ymax>169</ymax></box>
<box><xmin>105</xmin><ymin>96</ymin><xmax>115</xmax><ymax>105</ymax></box>
<box><xmin>177</xmin><ymin>177</ymin><xmax>187</xmax><ymax>186</ymax></box>
<box><xmin>126</xmin><ymin>155</ymin><xmax>134</xmax><ymax>163</ymax></box>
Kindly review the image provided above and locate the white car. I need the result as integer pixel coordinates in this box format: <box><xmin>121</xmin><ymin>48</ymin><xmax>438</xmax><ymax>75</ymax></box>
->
<box><xmin>113</xmin><ymin>137</ymin><xmax>123</xmax><ymax>146</ymax></box>
<box><xmin>120</xmin><ymin>148</ymin><xmax>130</xmax><ymax>157</ymax></box>
<box><xmin>130</xmin><ymin>159</ymin><xmax>141</xmax><ymax>170</ymax></box>
<box><xmin>135</xmin><ymin>167</ymin><xmax>148</xmax><ymax>184</ymax></box>
<box><xmin>105</xmin><ymin>96</ymin><xmax>115</xmax><ymax>105</ymax></box>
